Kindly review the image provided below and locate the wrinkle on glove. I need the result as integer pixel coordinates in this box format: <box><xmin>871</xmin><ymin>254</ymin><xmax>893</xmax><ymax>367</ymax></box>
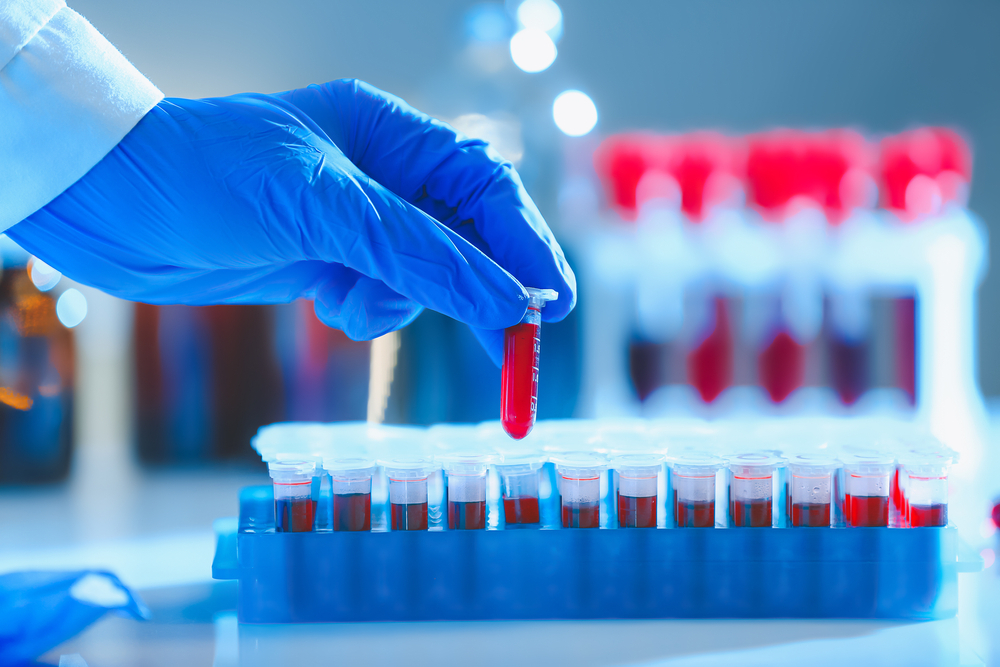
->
<box><xmin>0</xmin><ymin>570</ymin><xmax>148</xmax><ymax>667</ymax></box>
<box><xmin>276</xmin><ymin>79</ymin><xmax>576</xmax><ymax>323</ymax></box>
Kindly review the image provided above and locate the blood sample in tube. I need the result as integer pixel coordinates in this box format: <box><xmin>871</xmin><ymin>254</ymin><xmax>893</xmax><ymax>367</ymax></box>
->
<box><xmin>439</xmin><ymin>453</ymin><xmax>495</xmax><ymax>530</ymax></box>
<box><xmin>842</xmin><ymin>452</ymin><xmax>894</xmax><ymax>528</ymax></box>
<box><xmin>728</xmin><ymin>454</ymin><xmax>781</xmax><ymax>528</ymax></box>
<box><xmin>326</xmin><ymin>458</ymin><xmax>376</xmax><ymax>532</ymax></box>
<box><xmin>553</xmin><ymin>452</ymin><xmax>608</xmax><ymax>529</ymax></box>
<box><xmin>391</xmin><ymin>501</ymin><xmax>429</xmax><ymax>531</ymax></box>
<box><xmin>669</xmin><ymin>453</ymin><xmax>725</xmax><ymax>528</ymax></box>
<box><xmin>498</xmin><ymin>455</ymin><xmax>545</xmax><ymax>526</ymax></box>
<box><xmin>501</xmin><ymin>288</ymin><xmax>558</xmax><ymax>440</ymax></box>
<box><xmin>900</xmin><ymin>452</ymin><xmax>952</xmax><ymax>527</ymax></box>
<box><xmin>275</xmin><ymin>494</ymin><xmax>317</xmax><ymax>532</ymax></box>
<box><xmin>268</xmin><ymin>459</ymin><xmax>318</xmax><ymax>533</ymax></box>
<box><xmin>788</xmin><ymin>455</ymin><xmax>838</xmax><ymax>528</ymax></box>
<box><xmin>614</xmin><ymin>454</ymin><xmax>664</xmax><ymax>529</ymax></box>
<box><xmin>381</xmin><ymin>457</ymin><xmax>436</xmax><ymax>532</ymax></box>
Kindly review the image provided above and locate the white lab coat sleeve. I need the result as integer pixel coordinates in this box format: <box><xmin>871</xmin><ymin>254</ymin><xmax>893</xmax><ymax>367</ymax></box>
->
<box><xmin>0</xmin><ymin>0</ymin><xmax>163</xmax><ymax>231</ymax></box>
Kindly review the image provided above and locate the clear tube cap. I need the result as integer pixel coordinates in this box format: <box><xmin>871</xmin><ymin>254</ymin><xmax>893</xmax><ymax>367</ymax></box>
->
<box><xmin>276</xmin><ymin>452</ymin><xmax>324</xmax><ymax>465</ymax></box>
<box><xmin>840</xmin><ymin>451</ymin><xmax>895</xmax><ymax>475</ymax></box>
<box><xmin>667</xmin><ymin>451</ymin><xmax>727</xmax><ymax>476</ymax></box>
<box><xmin>436</xmin><ymin>451</ymin><xmax>500</xmax><ymax>475</ymax></box>
<box><xmin>379</xmin><ymin>455</ymin><xmax>438</xmax><ymax>480</ymax></box>
<box><xmin>898</xmin><ymin>451</ymin><xmax>952</xmax><ymax>477</ymax></box>
<box><xmin>324</xmin><ymin>457</ymin><xmax>377</xmax><ymax>480</ymax></box>
<box><xmin>495</xmin><ymin>449</ymin><xmax>547</xmax><ymax>472</ymax></box>
<box><xmin>787</xmin><ymin>453</ymin><xmax>840</xmax><ymax>476</ymax></box>
<box><xmin>551</xmin><ymin>451</ymin><xmax>608</xmax><ymax>478</ymax></box>
<box><xmin>268</xmin><ymin>459</ymin><xmax>317</xmax><ymax>483</ymax></box>
<box><xmin>728</xmin><ymin>452</ymin><xmax>783</xmax><ymax>478</ymax></box>
<box><xmin>526</xmin><ymin>287</ymin><xmax>559</xmax><ymax>309</ymax></box>
<box><xmin>612</xmin><ymin>452</ymin><xmax>665</xmax><ymax>476</ymax></box>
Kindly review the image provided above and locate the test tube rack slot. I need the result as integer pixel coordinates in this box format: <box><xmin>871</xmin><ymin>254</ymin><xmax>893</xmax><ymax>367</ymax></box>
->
<box><xmin>213</xmin><ymin>486</ymin><xmax>969</xmax><ymax>623</ymax></box>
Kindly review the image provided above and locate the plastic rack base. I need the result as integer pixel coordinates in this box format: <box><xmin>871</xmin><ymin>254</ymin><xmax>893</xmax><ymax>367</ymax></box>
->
<box><xmin>212</xmin><ymin>486</ymin><xmax>975</xmax><ymax>623</ymax></box>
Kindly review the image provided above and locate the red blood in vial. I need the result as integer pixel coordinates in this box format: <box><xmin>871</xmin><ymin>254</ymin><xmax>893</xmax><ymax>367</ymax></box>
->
<box><xmin>758</xmin><ymin>330</ymin><xmax>804</xmax><ymax>403</ymax></box>
<box><xmin>992</xmin><ymin>502</ymin><xmax>1000</xmax><ymax>529</ymax></box>
<box><xmin>687</xmin><ymin>297</ymin><xmax>733</xmax><ymax>403</ymax></box>
<box><xmin>891</xmin><ymin>468</ymin><xmax>902</xmax><ymax>511</ymax></box>
<box><xmin>791</xmin><ymin>502</ymin><xmax>831</xmax><ymax>527</ymax></box>
<box><xmin>846</xmin><ymin>494</ymin><xmax>889</xmax><ymax>527</ymax></box>
<box><xmin>275</xmin><ymin>497</ymin><xmax>316</xmax><ymax>532</ymax></box>
<box><xmin>673</xmin><ymin>492</ymin><xmax>715</xmax><ymax>528</ymax></box>
<box><xmin>730</xmin><ymin>498</ymin><xmax>772</xmax><ymax>527</ymax></box>
<box><xmin>562</xmin><ymin>500</ymin><xmax>600</xmax><ymax>528</ymax></box>
<box><xmin>448</xmin><ymin>500</ymin><xmax>486</xmax><ymax>530</ymax></box>
<box><xmin>503</xmin><ymin>496</ymin><xmax>540</xmax><ymax>525</ymax></box>
<box><xmin>594</xmin><ymin>139</ymin><xmax>647</xmax><ymax>218</ymax></box>
<box><xmin>879</xmin><ymin>128</ymin><xmax>971</xmax><ymax>213</ymax></box>
<box><xmin>617</xmin><ymin>493</ymin><xmax>657</xmax><ymax>528</ymax></box>
<box><xmin>333</xmin><ymin>492</ymin><xmax>371</xmax><ymax>532</ymax></box>
<box><xmin>501</xmin><ymin>313</ymin><xmax>540</xmax><ymax>439</ymax></box>
<box><xmin>909</xmin><ymin>503</ymin><xmax>947</xmax><ymax>527</ymax></box>
<box><xmin>390</xmin><ymin>502</ymin><xmax>429</xmax><ymax>531</ymax></box>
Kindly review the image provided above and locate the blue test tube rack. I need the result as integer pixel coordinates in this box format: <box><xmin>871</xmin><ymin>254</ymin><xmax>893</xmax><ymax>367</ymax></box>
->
<box><xmin>212</xmin><ymin>484</ymin><xmax>980</xmax><ymax>623</ymax></box>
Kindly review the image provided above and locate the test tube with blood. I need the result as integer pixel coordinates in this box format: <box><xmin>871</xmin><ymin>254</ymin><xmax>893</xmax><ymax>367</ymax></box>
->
<box><xmin>268</xmin><ymin>459</ymin><xmax>317</xmax><ymax>532</ymax></box>
<box><xmin>728</xmin><ymin>454</ymin><xmax>781</xmax><ymax>528</ymax></box>
<box><xmin>842</xmin><ymin>452</ymin><xmax>894</xmax><ymax>527</ymax></box>
<box><xmin>501</xmin><ymin>288</ymin><xmax>559</xmax><ymax>440</ymax></box>
<box><xmin>668</xmin><ymin>452</ymin><xmax>725</xmax><ymax>528</ymax></box>
<box><xmin>496</xmin><ymin>453</ymin><xmax>546</xmax><ymax>526</ymax></box>
<box><xmin>787</xmin><ymin>454</ymin><xmax>839</xmax><ymax>527</ymax></box>
<box><xmin>900</xmin><ymin>452</ymin><xmax>951</xmax><ymax>527</ymax></box>
<box><xmin>552</xmin><ymin>452</ymin><xmax>608</xmax><ymax>529</ymax></box>
<box><xmin>613</xmin><ymin>454</ymin><xmax>664</xmax><ymax>529</ymax></box>
<box><xmin>439</xmin><ymin>453</ymin><xmax>497</xmax><ymax>530</ymax></box>
<box><xmin>380</xmin><ymin>457</ymin><xmax>437</xmax><ymax>531</ymax></box>
<box><xmin>325</xmin><ymin>458</ymin><xmax>376</xmax><ymax>532</ymax></box>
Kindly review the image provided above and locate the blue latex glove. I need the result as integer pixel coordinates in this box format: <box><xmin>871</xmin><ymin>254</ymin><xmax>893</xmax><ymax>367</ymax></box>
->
<box><xmin>9</xmin><ymin>80</ymin><xmax>576</xmax><ymax>364</ymax></box>
<box><xmin>0</xmin><ymin>570</ymin><xmax>148</xmax><ymax>666</ymax></box>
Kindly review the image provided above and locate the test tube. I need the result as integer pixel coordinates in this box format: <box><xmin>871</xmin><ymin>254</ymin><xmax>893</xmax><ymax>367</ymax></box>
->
<box><xmin>438</xmin><ymin>453</ymin><xmax>496</xmax><ymax>530</ymax></box>
<box><xmin>325</xmin><ymin>457</ymin><xmax>376</xmax><ymax>532</ymax></box>
<box><xmin>668</xmin><ymin>452</ymin><xmax>725</xmax><ymax>528</ymax></box>
<box><xmin>501</xmin><ymin>287</ymin><xmax>559</xmax><ymax>440</ymax></box>
<box><xmin>842</xmin><ymin>452</ymin><xmax>894</xmax><ymax>527</ymax></box>
<box><xmin>728</xmin><ymin>453</ymin><xmax>781</xmax><ymax>528</ymax></box>
<box><xmin>900</xmin><ymin>453</ymin><xmax>951</xmax><ymax>527</ymax></box>
<box><xmin>496</xmin><ymin>453</ymin><xmax>545</xmax><ymax>526</ymax></box>
<box><xmin>380</xmin><ymin>456</ymin><xmax>436</xmax><ymax>531</ymax></box>
<box><xmin>552</xmin><ymin>452</ymin><xmax>608</xmax><ymax>529</ymax></box>
<box><xmin>613</xmin><ymin>454</ymin><xmax>664</xmax><ymax>528</ymax></box>
<box><xmin>787</xmin><ymin>454</ymin><xmax>839</xmax><ymax>527</ymax></box>
<box><xmin>268</xmin><ymin>459</ymin><xmax>317</xmax><ymax>533</ymax></box>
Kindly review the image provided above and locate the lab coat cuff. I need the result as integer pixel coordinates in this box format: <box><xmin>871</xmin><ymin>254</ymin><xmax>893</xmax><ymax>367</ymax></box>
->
<box><xmin>0</xmin><ymin>4</ymin><xmax>164</xmax><ymax>232</ymax></box>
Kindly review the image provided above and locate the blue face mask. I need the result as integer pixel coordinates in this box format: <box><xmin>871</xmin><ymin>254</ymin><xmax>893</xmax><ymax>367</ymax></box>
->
<box><xmin>0</xmin><ymin>570</ymin><xmax>148</xmax><ymax>666</ymax></box>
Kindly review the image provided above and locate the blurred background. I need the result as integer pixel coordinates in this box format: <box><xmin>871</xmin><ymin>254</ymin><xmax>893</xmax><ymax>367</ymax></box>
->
<box><xmin>3</xmin><ymin>1</ymin><xmax>1000</xmax><ymax>663</ymax></box>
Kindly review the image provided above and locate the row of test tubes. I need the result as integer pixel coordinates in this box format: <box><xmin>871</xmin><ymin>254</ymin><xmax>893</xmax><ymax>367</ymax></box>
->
<box><xmin>255</xmin><ymin>419</ymin><xmax>956</xmax><ymax>533</ymax></box>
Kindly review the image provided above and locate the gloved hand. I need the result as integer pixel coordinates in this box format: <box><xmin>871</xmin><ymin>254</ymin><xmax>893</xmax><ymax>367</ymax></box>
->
<box><xmin>0</xmin><ymin>570</ymin><xmax>148</xmax><ymax>666</ymax></box>
<box><xmin>9</xmin><ymin>80</ymin><xmax>576</xmax><ymax>364</ymax></box>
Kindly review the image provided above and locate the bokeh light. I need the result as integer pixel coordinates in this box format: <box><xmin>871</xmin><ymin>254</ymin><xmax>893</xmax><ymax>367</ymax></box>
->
<box><xmin>552</xmin><ymin>90</ymin><xmax>598</xmax><ymax>137</ymax></box>
<box><xmin>28</xmin><ymin>257</ymin><xmax>61</xmax><ymax>292</ymax></box>
<box><xmin>517</xmin><ymin>0</ymin><xmax>562</xmax><ymax>40</ymax></box>
<box><xmin>509</xmin><ymin>28</ymin><xmax>556</xmax><ymax>73</ymax></box>
<box><xmin>982</xmin><ymin>547</ymin><xmax>996</xmax><ymax>569</ymax></box>
<box><xmin>56</xmin><ymin>288</ymin><xmax>87</xmax><ymax>328</ymax></box>
<box><xmin>465</xmin><ymin>3</ymin><xmax>510</xmax><ymax>43</ymax></box>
